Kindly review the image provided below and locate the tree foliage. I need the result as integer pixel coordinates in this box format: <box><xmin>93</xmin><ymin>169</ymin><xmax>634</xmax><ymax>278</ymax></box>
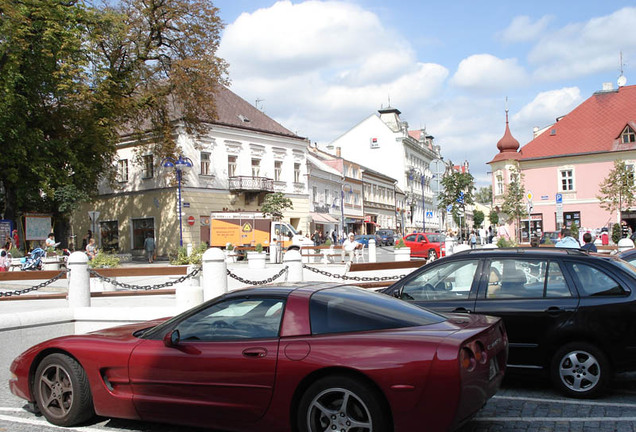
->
<box><xmin>261</xmin><ymin>192</ymin><xmax>294</xmax><ymax>219</ymax></box>
<box><xmin>473</xmin><ymin>209</ymin><xmax>485</xmax><ymax>228</ymax></box>
<box><xmin>474</xmin><ymin>186</ymin><xmax>492</xmax><ymax>205</ymax></box>
<box><xmin>597</xmin><ymin>160</ymin><xmax>636</xmax><ymax>216</ymax></box>
<box><xmin>500</xmin><ymin>162</ymin><xmax>527</xmax><ymax>242</ymax></box>
<box><xmin>437</xmin><ymin>170</ymin><xmax>475</xmax><ymax>233</ymax></box>
<box><xmin>489</xmin><ymin>209</ymin><xmax>499</xmax><ymax>225</ymax></box>
<box><xmin>0</xmin><ymin>0</ymin><xmax>228</xmax><ymax>241</ymax></box>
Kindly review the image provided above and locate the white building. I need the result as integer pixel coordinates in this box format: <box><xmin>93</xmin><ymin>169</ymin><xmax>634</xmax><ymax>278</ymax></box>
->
<box><xmin>326</xmin><ymin>107</ymin><xmax>443</xmax><ymax>233</ymax></box>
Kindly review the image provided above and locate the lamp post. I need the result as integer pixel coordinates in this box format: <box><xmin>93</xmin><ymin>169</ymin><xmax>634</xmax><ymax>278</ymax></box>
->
<box><xmin>162</xmin><ymin>155</ymin><xmax>193</xmax><ymax>247</ymax></box>
<box><xmin>340</xmin><ymin>183</ymin><xmax>353</xmax><ymax>238</ymax></box>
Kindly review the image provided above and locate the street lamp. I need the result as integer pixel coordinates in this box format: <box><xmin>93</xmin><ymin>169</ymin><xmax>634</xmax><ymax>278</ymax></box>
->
<box><xmin>162</xmin><ymin>155</ymin><xmax>193</xmax><ymax>247</ymax></box>
<box><xmin>340</xmin><ymin>183</ymin><xmax>353</xmax><ymax>238</ymax></box>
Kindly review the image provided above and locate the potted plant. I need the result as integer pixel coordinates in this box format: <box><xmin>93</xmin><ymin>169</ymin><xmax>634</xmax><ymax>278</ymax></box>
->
<box><xmin>224</xmin><ymin>243</ymin><xmax>237</xmax><ymax>263</ymax></box>
<box><xmin>42</xmin><ymin>248</ymin><xmax>63</xmax><ymax>270</ymax></box>
<box><xmin>393</xmin><ymin>238</ymin><xmax>411</xmax><ymax>262</ymax></box>
<box><xmin>247</xmin><ymin>243</ymin><xmax>266</xmax><ymax>269</ymax></box>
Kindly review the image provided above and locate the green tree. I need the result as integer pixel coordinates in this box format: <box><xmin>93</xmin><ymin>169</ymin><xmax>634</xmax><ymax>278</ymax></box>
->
<box><xmin>0</xmin><ymin>0</ymin><xmax>227</xmax><ymax>245</ymax></box>
<box><xmin>437</xmin><ymin>170</ymin><xmax>475</xmax><ymax>239</ymax></box>
<box><xmin>500</xmin><ymin>162</ymin><xmax>527</xmax><ymax>242</ymax></box>
<box><xmin>473</xmin><ymin>209</ymin><xmax>485</xmax><ymax>228</ymax></box>
<box><xmin>474</xmin><ymin>186</ymin><xmax>492</xmax><ymax>205</ymax></box>
<box><xmin>261</xmin><ymin>192</ymin><xmax>294</xmax><ymax>220</ymax></box>
<box><xmin>597</xmin><ymin>160</ymin><xmax>636</xmax><ymax>220</ymax></box>
<box><xmin>489</xmin><ymin>210</ymin><xmax>499</xmax><ymax>225</ymax></box>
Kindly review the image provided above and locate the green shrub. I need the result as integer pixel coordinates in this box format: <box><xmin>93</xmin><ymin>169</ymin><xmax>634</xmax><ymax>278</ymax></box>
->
<box><xmin>544</xmin><ymin>236</ymin><xmax>553</xmax><ymax>245</ymax></box>
<box><xmin>89</xmin><ymin>251</ymin><xmax>121</xmax><ymax>268</ymax></box>
<box><xmin>225</xmin><ymin>242</ymin><xmax>234</xmax><ymax>251</ymax></box>
<box><xmin>169</xmin><ymin>243</ymin><xmax>208</xmax><ymax>265</ymax></box>
<box><xmin>612</xmin><ymin>223</ymin><xmax>622</xmax><ymax>244</ymax></box>
<box><xmin>324</xmin><ymin>238</ymin><xmax>332</xmax><ymax>246</ymax></box>
<box><xmin>570</xmin><ymin>222</ymin><xmax>579</xmax><ymax>239</ymax></box>
<box><xmin>496</xmin><ymin>237</ymin><xmax>516</xmax><ymax>248</ymax></box>
<box><xmin>394</xmin><ymin>238</ymin><xmax>406</xmax><ymax>249</ymax></box>
<box><xmin>255</xmin><ymin>243</ymin><xmax>264</xmax><ymax>253</ymax></box>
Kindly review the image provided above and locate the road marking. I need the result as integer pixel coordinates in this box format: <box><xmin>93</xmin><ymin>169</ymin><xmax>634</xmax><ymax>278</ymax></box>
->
<box><xmin>0</xmin><ymin>413</ymin><xmax>105</xmax><ymax>431</ymax></box>
<box><xmin>494</xmin><ymin>395</ymin><xmax>636</xmax><ymax>408</ymax></box>
<box><xmin>474</xmin><ymin>417</ymin><xmax>636</xmax><ymax>422</ymax></box>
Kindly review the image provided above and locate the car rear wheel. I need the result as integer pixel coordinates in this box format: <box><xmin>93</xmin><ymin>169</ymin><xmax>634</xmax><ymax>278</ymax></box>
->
<box><xmin>550</xmin><ymin>342</ymin><xmax>610</xmax><ymax>398</ymax></box>
<box><xmin>33</xmin><ymin>353</ymin><xmax>94</xmax><ymax>426</ymax></box>
<box><xmin>427</xmin><ymin>249</ymin><xmax>437</xmax><ymax>261</ymax></box>
<box><xmin>298</xmin><ymin>375</ymin><xmax>390</xmax><ymax>432</ymax></box>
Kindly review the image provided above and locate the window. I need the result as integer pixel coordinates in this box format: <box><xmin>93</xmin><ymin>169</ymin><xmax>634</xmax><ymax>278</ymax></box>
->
<box><xmin>402</xmin><ymin>260</ymin><xmax>478</xmax><ymax>301</ymax></box>
<box><xmin>99</xmin><ymin>220</ymin><xmax>119</xmax><ymax>252</ymax></box>
<box><xmin>560</xmin><ymin>169</ymin><xmax>574</xmax><ymax>191</ymax></box>
<box><xmin>563</xmin><ymin>211</ymin><xmax>581</xmax><ymax>229</ymax></box>
<box><xmin>132</xmin><ymin>218</ymin><xmax>154</xmax><ymax>250</ymax></box>
<box><xmin>496</xmin><ymin>173</ymin><xmax>504</xmax><ymax>195</ymax></box>
<box><xmin>568</xmin><ymin>263</ymin><xmax>628</xmax><ymax>297</ymax></box>
<box><xmin>142</xmin><ymin>155</ymin><xmax>153</xmax><ymax>179</ymax></box>
<box><xmin>274</xmin><ymin>161</ymin><xmax>282</xmax><ymax>181</ymax></box>
<box><xmin>117</xmin><ymin>159</ymin><xmax>128</xmax><ymax>183</ymax></box>
<box><xmin>627</xmin><ymin>164</ymin><xmax>635</xmax><ymax>185</ymax></box>
<box><xmin>310</xmin><ymin>287</ymin><xmax>444</xmax><ymax>335</ymax></box>
<box><xmin>486</xmin><ymin>259</ymin><xmax>571</xmax><ymax>299</ymax></box>
<box><xmin>200</xmin><ymin>152</ymin><xmax>211</xmax><ymax>176</ymax></box>
<box><xmin>176</xmin><ymin>297</ymin><xmax>285</xmax><ymax>341</ymax></box>
<box><xmin>294</xmin><ymin>163</ymin><xmax>301</xmax><ymax>183</ymax></box>
<box><xmin>621</xmin><ymin>126</ymin><xmax>636</xmax><ymax>144</ymax></box>
<box><xmin>251</xmin><ymin>158</ymin><xmax>260</xmax><ymax>177</ymax></box>
<box><xmin>228</xmin><ymin>155</ymin><xmax>237</xmax><ymax>177</ymax></box>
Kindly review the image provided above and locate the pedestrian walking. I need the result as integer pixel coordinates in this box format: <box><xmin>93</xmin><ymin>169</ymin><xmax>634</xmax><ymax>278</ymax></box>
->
<box><xmin>144</xmin><ymin>233</ymin><xmax>156</xmax><ymax>263</ymax></box>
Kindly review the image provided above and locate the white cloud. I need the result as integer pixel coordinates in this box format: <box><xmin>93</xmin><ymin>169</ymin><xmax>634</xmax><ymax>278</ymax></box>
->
<box><xmin>512</xmin><ymin>87</ymin><xmax>582</xmax><ymax>132</ymax></box>
<box><xmin>529</xmin><ymin>7</ymin><xmax>636</xmax><ymax>81</ymax></box>
<box><xmin>499</xmin><ymin>15</ymin><xmax>553</xmax><ymax>43</ymax></box>
<box><xmin>451</xmin><ymin>54</ymin><xmax>528</xmax><ymax>92</ymax></box>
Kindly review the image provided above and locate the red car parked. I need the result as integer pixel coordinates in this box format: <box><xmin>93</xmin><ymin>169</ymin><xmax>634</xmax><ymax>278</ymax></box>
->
<box><xmin>402</xmin><ymin>232</ymin><xmax>446</xmax><ymax>260</ymax></box>
<box><xmin>10</xmin><ymin>282</ymin><xmax>507</xmax><ymax>432</ymax></box>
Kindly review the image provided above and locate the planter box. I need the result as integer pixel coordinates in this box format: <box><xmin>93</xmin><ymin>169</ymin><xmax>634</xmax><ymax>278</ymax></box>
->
<box><xmin>42</xmin><ymin>256</ymin><xmax>63</xmax><ymax>271</ymax></box>
<box><xmin>394</xmin><ymin>247</ymin><xmax>411</xmax><ymax>262</ymax></box>
<box><xmin>247</xmin><ymin>252</ymin><xmax>266</xmax><ymax>269</ymax></box>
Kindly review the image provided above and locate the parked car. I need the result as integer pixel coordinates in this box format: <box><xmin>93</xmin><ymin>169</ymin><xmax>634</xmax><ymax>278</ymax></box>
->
<box><xmin>354</xmin><ymin>234</ymin><xmax>381</xmax><ymax>247</ymax></box>
<box><xmin>382</xmin><ymin>248</ymin><xmax>636</xmax><ymax>398</ymax></box>
<box><xmin>618</xmin><ymin>248</ymin><xmax>636</xmax><ymax>266</ymax></box>
<box><xmin>376</xmin><ymin>229</ymin><xmax>396</xmax><ymax>246</ymax></box>
<box><xmin>540</xmin><ymin>231</ymin><xmax>561</xmax><ymax>244</ymax></box>
<box><xmin>10</xmin><ymin>283</ymin><xmax>507</xmax><ymax>431</ymax></box>
<box><xmin>401</xmin><ymin>232</ymin><xmax>446</xmax><ymax>260</ymax></box>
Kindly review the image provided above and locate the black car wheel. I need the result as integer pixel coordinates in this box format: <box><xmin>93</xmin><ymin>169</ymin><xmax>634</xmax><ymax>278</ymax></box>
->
<box><xmin>550</xmin><ymin>342</ymin><xmax>610</xmax><ymax>398</ymax></box>
<box><xmin>33</xmin><ymin>353</ymin><xmax>94</xmax><ymax>426</ymax></box>
<box><xmin>298</xmin><ymin>375</ymin><xmax>390</xmax><ymax>432</ymax></box>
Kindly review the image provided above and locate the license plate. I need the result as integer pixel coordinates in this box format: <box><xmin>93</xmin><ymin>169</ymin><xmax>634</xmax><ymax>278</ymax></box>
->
<box><xmin>489</xmin><ymin>358</ymin><xmax>499</xmax><ymax>380</ymax></box>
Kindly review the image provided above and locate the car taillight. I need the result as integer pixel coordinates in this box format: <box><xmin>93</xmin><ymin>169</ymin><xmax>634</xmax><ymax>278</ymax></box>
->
<box><xmin>473</xmin><ymin>341</ymin><xmax>487</xmax><ymax>364</ymax></box>
<box><xmin>460</xmin><ymin>347</ymin><xmax>476</xmax><ymax>371</ymax></box>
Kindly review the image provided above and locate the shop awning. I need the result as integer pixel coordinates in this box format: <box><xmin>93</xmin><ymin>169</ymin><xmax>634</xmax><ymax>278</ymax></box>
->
<box><xmin>310</xmin><ymin>212</ymin><xmax>339</xmax><ymax>223</ymax></box>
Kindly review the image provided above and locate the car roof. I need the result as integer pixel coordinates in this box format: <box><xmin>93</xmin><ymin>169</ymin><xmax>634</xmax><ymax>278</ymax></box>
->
<box><xmin>224</xmin><ymin>281</ymin><xmax>349</xmax><ymax>298</ymax></box>
<box><xmin>449</xmin><ymin>247</ymin><xmax>616</xmax><ymax>260</ymax></box>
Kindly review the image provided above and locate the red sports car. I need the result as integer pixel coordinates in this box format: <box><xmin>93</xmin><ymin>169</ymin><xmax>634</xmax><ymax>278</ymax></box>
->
<box><xmin>10</xmin><ymin>282</ymin><xmax>507</xmax><ymax>432</ymax></box>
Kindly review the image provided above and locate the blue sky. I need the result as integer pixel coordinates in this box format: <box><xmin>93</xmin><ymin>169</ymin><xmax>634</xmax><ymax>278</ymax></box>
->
<box><xmin>214</xmin><ymin>0</ymin><xmax>636</xmax><ymax>186</ymax></box>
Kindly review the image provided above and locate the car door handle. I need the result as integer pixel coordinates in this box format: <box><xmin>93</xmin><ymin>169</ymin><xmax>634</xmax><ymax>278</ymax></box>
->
<box><xmin>545</xmin><ymin>306</ymin><xmax>565</xmax><ymax>315</ymax></box>
<box><xmin>452</xmin><ymin>308</ymin><xmax>471</xmax><ymax>314</ymax></box>
<box><xmin>243</xmin><ymin>348</ymin><xmax>267</xmax><ymax>358</ymax></box>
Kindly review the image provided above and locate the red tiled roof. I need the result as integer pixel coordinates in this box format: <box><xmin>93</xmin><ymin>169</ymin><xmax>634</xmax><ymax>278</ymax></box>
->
<box><xmin>518</xmin><ymin>84</ymin><xmax>636</xmax><ymax>160</ymax></box>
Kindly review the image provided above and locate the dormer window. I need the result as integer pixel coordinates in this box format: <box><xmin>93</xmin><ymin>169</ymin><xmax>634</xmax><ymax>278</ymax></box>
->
<box><xmin>238</xmin><ymin>114</ymin><xmax>250</xmax><ymax>123</ymax></box>
<box><xmin>621</xmin><ymin>125</ymin><xmax>635</xmax><ymax>143</ymax></box>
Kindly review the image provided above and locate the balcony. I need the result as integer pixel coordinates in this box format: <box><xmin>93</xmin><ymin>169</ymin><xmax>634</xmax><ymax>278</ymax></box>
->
<box><xmin>228</xmin><ymin>176</ymin><xmax>274</xmax><ymax>193</ymax></box>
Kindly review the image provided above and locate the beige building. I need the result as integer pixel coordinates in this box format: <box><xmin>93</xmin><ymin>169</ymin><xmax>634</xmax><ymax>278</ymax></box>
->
<box><xmin>72</xmin><ymin>86</ymin><xmax>310</xmax><ymax>258</ymax></box>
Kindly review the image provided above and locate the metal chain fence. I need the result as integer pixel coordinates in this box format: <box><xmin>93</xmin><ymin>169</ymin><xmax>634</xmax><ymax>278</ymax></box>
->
<box><xmin>0</xmin><ymin>269</ymin><xmax>68</xmax><ymax>297</ymax></box>
<box><xmin>302</xmin><ymin>264</ymin><xmax>407</xmax><ymax>282</ymax></box>
<box><xmin>227</xmin><ymin>266</ymin><xmax>288</xmax><ymax>285</ymax></box>
<box><xmin>88</xmin><ymin>266</ymin><xmax>202</xmax><ymax>291</ymax></box>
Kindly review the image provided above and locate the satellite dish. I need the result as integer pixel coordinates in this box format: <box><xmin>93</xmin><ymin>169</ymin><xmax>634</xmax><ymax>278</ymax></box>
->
<box><xmin>618</xmin><ymin>75</ymin><xmax>627</xmax><ymax>87</ymax></box>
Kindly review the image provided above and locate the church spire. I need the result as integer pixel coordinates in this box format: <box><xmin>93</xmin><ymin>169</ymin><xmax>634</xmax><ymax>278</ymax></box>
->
<box><xmin>496</xmin><ymin>108</ymin><xmax>520</xmax><ymax>153</ymax></box>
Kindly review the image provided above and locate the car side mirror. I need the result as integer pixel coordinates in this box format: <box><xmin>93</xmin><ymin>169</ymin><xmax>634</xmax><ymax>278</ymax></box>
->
<box><xmin>163</xmin><ymin>329</ymin><xmax>180</xmax><ymax>347</ymax></box>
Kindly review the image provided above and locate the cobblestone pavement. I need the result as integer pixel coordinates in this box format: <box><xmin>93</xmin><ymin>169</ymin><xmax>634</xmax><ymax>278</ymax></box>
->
<box><xmin>1</xmin><ymin>372</ymin><xmax>635</xmax><ymax>431</ymax></box>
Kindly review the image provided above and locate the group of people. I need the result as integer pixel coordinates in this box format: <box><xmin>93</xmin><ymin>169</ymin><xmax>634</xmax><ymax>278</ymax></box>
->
<box><xmin>0</xmin><ymin>229</ymin><xmax>19</xmax><ymax>271</ymax></box>
<box><xmin>310</xmin><ymin>229</ymin><xmax>338</xmax><ymax>246</ymax></box>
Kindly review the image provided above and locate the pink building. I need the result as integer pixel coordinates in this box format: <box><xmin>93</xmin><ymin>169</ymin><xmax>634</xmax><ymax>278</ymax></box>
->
<box><xmin>489</xmin><ymin>84</ymin><xmax>636</xmax><ymax>242</ymax></box>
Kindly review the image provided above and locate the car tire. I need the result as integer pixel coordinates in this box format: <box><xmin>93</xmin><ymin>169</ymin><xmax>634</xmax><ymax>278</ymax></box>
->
<box><xmin>427</xmin><ymin>249</ymin><xmax>438</xmax><ymax>261</ymax></box>
<box><xmin>550</xmin><ymin>342</ymin><xmax>610</xmax><ymax>399</ymax></box>
<box><xmin>297</xmin><ymin>375</ymin><xmax>390</xmax><ymax>432</ymax></box>
<box><xmin>33</xmin><ymin>353</ymin><xmax>94</xmax><ymax>426</ymax></box>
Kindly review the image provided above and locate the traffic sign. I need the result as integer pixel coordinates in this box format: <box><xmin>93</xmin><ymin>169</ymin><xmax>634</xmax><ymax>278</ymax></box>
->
<box><xmin>526</xmin><ymin>191</ymin><xmax>533</xmax><ymax>201</ymax></box>
<box><xmin>187</xmin><ymin>215</ymin><xmax>195</xmax><ymax>226</ymax></box>
<box><xmin>426</xmin><ymin>211</ymin><xmax>434</xmax><ymax>219</ymax></box>
<box><xmin>556</xmin><ymin>193</ymin><xmax>563</xmax><ymax>204</ymax></box>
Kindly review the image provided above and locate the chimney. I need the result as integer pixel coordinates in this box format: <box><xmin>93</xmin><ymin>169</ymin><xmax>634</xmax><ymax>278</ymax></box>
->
<box><xmin>336</xmin><ymin>147</ymin><xmax>341</xmax><ymax>157</ymax></box>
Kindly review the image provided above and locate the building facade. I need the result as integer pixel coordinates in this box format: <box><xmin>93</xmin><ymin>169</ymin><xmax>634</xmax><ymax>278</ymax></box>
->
<box><xmin>72</xmin><ymin>86</ymin><xmax>311</xmax><ymax>257</ymax></box>
<box><xmin>489</xmin><ymin>83</ymin><xmax>636</xmax><ymax>241</ymax></box>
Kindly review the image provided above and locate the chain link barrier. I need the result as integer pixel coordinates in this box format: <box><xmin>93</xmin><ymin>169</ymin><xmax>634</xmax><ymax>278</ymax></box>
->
<box><xmin>88</xmin><ymin>266</ymin><xmax>202</xmax><ymax>291</ymax></box>
<box><xmin>0</xmin><ymin>269</ymin><xmax>68</xmax><ymax>297</ymax></box>
<box><xmin>302</xmin><ymin>264</ymin><xmax>407</xmax><ymax>282</ymax></box>
<box><xmin>227</xmin><ymin>266</ymin><xmax>288</xmax><ymax>285</ymax></box>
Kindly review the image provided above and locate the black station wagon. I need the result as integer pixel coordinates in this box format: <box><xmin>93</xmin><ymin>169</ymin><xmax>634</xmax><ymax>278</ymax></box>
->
<box><xmin>383</xmin><ymin>248</ymin><xmax>636</xmax><ymax>398</ymax></box>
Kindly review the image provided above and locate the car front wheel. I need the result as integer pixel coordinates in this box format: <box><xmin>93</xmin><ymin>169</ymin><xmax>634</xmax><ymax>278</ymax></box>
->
<box><xmin>33</xmin><ymin>353</ymin><xmax>94</xmax><ymax>426</ymax></box>
<box><xmin>297</xmin><ymin>375</ymin><xmax>390</xmax><ymax>432</ymax></box>
<box><xmin>427</xmin><ymin>249</ymin><xmax>438</xmax><ymax>261</ymax></box>
<box><xmin>550</xmin><ymin>342</ymin><xmax>610</xmax><ymax>398</ymax></box>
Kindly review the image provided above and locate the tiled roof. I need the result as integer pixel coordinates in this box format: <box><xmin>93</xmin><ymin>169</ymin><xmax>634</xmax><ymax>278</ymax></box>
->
<box><xmin>213</xmin><ymin>86</ymin><xmax>302</xmax><ymax>139</ymax></box>
<box><xmin>518</xmin><ymin>84</ymin><xmax>636</xmax><ymax>160</ymax></box>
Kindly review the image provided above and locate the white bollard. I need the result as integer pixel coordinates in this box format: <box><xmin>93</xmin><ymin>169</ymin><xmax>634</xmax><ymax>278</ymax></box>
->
<box><xmin>176</xmin><ymin>264</ymin><xmax>204</xmax><ymax>312</ymax></box>
<box><xmin>202</xmin><ymin>248</ymin><xmax>227</xmax><ymax>301</ymax></box>
<box><xmin>270</xmin><ymin>241</ymin><xmax>278</xmax><ymax>263</ymax></box>
<box><xmin>187</xmin><ymin>243</ymin><xmax>193</xmax><ymax>256</ymax></box>
<box><xmin>284</xmin><ymin>250</ymin><xmax>303</xmax><ymax>282</ymax></box>
<box><xmin>369</xmin><ymin>239</ymin><xmax>377</xmax><ymax>263</ymax></box>
<box><xmin>67</xmin><ymin>251</ymin><xmax>91</xmax><ymax>308</ymax></box>
<box><xmin>618</xmin><ymin>238</ymin><xmax>635</xmax><ymax>252</ymax></box>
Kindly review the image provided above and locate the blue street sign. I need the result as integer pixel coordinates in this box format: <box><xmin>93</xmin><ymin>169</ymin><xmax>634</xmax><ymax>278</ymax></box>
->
<box><xmin>456</xmin><ymin>191</ymin><xmax>464</xmax><ymax>204</ymax></box>
<box><xmin>426</xmin><ymin>211</ymin><xmax>434</xmax><ymax>219</ymax></box>
<box><xmin>446</xmin><ymin>204</ymin><xmax>453</xmax><ymax>213</ymax></box>
<box><xmin>556</xmin><ymin>193</ymin><xmax>563</xmax><ymax>204</ymax></box>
